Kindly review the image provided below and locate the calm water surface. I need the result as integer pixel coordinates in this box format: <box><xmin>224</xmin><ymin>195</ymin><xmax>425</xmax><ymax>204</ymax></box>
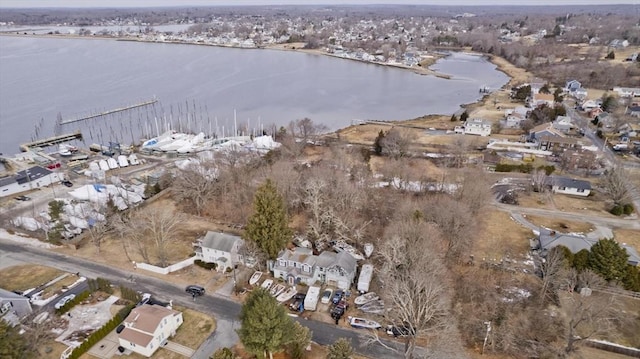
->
<box><xmin>0</xmin><ymin>36</ymin><xmax>508</xmax><ymax>154</ymax></box>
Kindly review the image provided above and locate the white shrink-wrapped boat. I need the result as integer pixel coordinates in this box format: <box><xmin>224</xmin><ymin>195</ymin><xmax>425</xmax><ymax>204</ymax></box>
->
<box><xmin>276</xmin><ymin>286</ymin><xmax>297</xmax><ymax>303</ymax></box>
<box><xmin>355</xmin><ymin>292</ymin><xmax>379</xmax><ymax>306</ymax></box>
<box><xmin>350</xmin><ymin>317</ymin><xmax>382</xmax><ymax>330</ymax></box>
<box><xmin>260</xmin><ymin>279</ymin><xmax>273</xmax><ymax>291</ymax></box>
<box><xmin>249</xmin><ymin>271</ymin><xmax>262</xmax><ymax>286</ymax></box>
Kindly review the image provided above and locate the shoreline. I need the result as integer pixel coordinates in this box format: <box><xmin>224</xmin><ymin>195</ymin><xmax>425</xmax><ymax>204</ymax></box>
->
<box><xmin>0</xmin><ymin>32</ymin><xmax>452</xmax><ymax>79</ymax></box>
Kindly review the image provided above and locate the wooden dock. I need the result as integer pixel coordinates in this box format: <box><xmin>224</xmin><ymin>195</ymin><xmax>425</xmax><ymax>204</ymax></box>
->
<box><xmin>20</xmin><ymin>130</ymin><xmax>83</xmax><ymax>152</ymax></box>
<box><xmin>58</xmin><ymin>98</ymin><xmax>158</xmax><ymax>125</ymax></box>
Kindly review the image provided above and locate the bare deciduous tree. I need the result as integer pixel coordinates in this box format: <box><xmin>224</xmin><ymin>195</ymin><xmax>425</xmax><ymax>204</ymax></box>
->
<box><xmin>456</xmin><ymin>168</ymin><xmax>491</xmax><ymax>215</ymax></box>
<box><xmin>536</xmin><ymin>247</ymin><xmax>571</xmax><ymax>305</ymax></box>
<box><xmin>423</xmin><ymin>196</ymin><xmax>475</xmax><ymax>263</ymax></box>
<box><xmin>376</xmin><ymin>218</ymin><xmax>451</xmax><ymax>359</ymax></box>
<box><xmin>562</xmin><ymin>292</ymin><xmax>625</xmax><ymax>354</ymax></box>
<box><xmin>171</xmin><ymin>159</ymin><xmax>218</xmax><ymax>216</ymax></box>
<box><xmin>120</xmin><ymin>207</ymin><xmax>185</xmax><ymax>267</ymax></box>
<box><xmin>530</xmin><ymin>169</ymin><xmax>548</xmax><ymax>193</ymax></box>
<box><xmin>381</xmin><ymin>128</ymin><xmax>415</xmax><ymax>159</ymax></box>
<box><xmin>600</xmin><ymin>166</ymin><xmax>636</xmax><ymax>206</ymax></box>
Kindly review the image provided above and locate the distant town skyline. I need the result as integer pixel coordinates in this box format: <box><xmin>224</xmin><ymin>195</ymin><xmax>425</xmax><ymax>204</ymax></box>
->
<box><xmin>1</xmin><ymin>0</ymin><xmax>638</xmax><ymax>8</ymax></box>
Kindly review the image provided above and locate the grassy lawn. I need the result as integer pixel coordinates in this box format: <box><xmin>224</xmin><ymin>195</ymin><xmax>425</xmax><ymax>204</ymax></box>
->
<box><xmin>171</xmin><ymin>306</ymin><xmax>216</xmax><ymax>349</ymax></box>
<box><xmin>42</xmin><ymin>274</ymin><xmax>81</xmax><ymax>298</ymax></box>
<box><xmin>474</xmin><ymin>209</ymin><xmax>534</xmax><ymax>260</ymax></box>
<box><xmin>39</xmin><ymin>341</ymin><xmax>69</xmax><ymax>359</ymax></box>
<box><xmin>0</xmin><ymin>265</ymin><xmax>64</xmax><ymax>292</ymax></box>
<box><xmin>524</xmin><ymin>215</ymin><xmax>595</xmax><ymax>234</ymax></box>
<box><xmin>613</xmin><ymin>229</ymin><xmax>640</xmax><ymax>252</ymax></box>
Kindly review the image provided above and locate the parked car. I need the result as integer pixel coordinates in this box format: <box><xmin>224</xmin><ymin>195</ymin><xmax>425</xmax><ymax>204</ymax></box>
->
<box><xmin>61</xmin><ymin>180</ymin><xmax>73</xmax><ymax>187</ymax></box>
<box><xmin>54</xmin><ymin>294</ymin><xmax>76</xmax><ymax>309</ymax></box>
<box><xmin>332</xmin><ymin>289</ymin><xmax>344</xmax><ymax>305</ymax></box>
<box><xmin>185</xmin><ymin>285</ymin><xmax>205</xmax><ymax>296</ymax></box>
<box><xmin>321</xmin><ymin>289</ymin><xmax>333</xmax><ymax>304</ymax></box>
<box><xmin>14</xmin><ymin>195</ymin><xmax>31</xmax><ymax>201</ymax></box>
<box><xmin>386</xmin><ymin>323</ymin><xmax>416</xmax><ymax>338</ymax></box>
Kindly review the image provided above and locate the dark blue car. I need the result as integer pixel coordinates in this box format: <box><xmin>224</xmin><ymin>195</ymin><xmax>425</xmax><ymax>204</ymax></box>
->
<box><xmin>332</xmin><ymin>289</ymin><xmax>343</xmax><ymax>305</ymax></box>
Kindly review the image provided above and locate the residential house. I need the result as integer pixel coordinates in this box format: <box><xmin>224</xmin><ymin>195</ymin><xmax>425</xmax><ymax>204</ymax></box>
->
<box><xmin>118</xmin><ymin>305</ymin><xmax>184</xmax><ymax>357</ymax></box>
<box><xmin>609</xmin><ymin>39</ymin><xmax>629</xmax><ymax>49</ymax></box>
<box><xmin>462</xmin><ymin>118</ymin><xmax>492</xmax><ymax>136</ymax></box>
<box><xmin>505</xmin><ymin>112</ymin><xmax>526</xmax><ymax>129</ymax></box>
<box><xmin>627</xmin><ymin>106</ymin><xmax>640</xmax><ymax>118</ymax></box>
<box><xmin>529</xmin><ymin>122</ymin><xmax>565</xmax><ymax>142</ymax></box>
<box><xmin>612</xmin><ymin>87</ymin><xmax>640</xmax><ymax>98</ymax></box>
<box><xmin>0</xmin><ymin>288</ymin><xmax>32</xmax><ymax>326</ymax></box>
<box><xmin>536</xmin><ymin>229</ymin><xmax>640</xmax><ymax>266</ymax></box>
<box><xmin>544</xmin><ymin>176</ymin><xmax>591</xmax><ymax>197</ymax></box>
<box><xmin>531</xmin><ymin>93</ymin><xmax>555</xmax><ymax>108</ymax></box>
<box><xmin>580</xmin><ymin>99</ymin><xmax>601</xmax><ymax>112</ymax></box>
<box><xmin>572</xmin><ymin>87</ymin><xmax>588</xmax><ymax>100</ymax></box>
<box><xmin>0</xmin><ymin>166</ymin><xmax>64</xmax><ymax>198</ymax></box>
<box><xmin>552</xmin><ymin>115</ymin><xmax>574</xmax><ymax>133</ymax></box>
<box><xmin>529</xmin><ymin>78</ymin><xmax>546</xmax><ymax>94</ymax></box>
<box><xmin>194</xmin><ymin>231</ymin><xmax>244</xmax><ymax>272</ymax></box>
<box><xmin>565</xmin><ymin>79</ymin><xmax>581</xmax><ymax>92</ymax></box>
<box><xmin>272</xmin><ymin>247</ymin><xmax>357</xmax><ymax>290</ymax></box>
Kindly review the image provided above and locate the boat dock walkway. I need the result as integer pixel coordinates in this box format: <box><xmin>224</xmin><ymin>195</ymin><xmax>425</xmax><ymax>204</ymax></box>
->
<box><xmin>58</xmin><ymin>98</ymin><xmax>158</xmax><ymax>125</ymax></box>
<box><xmin>20</xmin><ymin>131</ymin><xmax>83</xmax><ymax>152</ymax></box>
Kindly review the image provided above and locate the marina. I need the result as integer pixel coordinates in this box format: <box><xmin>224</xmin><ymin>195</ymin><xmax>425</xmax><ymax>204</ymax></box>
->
<box><xmin>57</xmin><ymin>98</ymin><xmax>158</xmax><ymax>125</ymax></box>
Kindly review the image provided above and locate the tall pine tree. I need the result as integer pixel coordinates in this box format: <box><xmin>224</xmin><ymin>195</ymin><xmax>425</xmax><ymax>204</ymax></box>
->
<box><xmin>237</xmin><ymin>288</ymin><xmax>293</xmax><ymax>359</ymax></box>
<box><xmin>245</xmin><ymin>179</ymin><xmax>292</xmax><ymax>260</ymax></box>
<box><xmin>326</xmin><ymin>338</ymin><xmax>354</xmax><ymax>359</ymax></box>
<box><xmin>588</xmin><ymin>238</ymin><xmax>629</xmax><ymax>282</ymax></box>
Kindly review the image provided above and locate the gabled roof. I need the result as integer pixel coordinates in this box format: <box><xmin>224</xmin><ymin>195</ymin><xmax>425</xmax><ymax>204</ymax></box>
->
<box><xmin>120</xmin><ymin>327</ymin><xmax>154</xmax><ymax>347</ymax></box>
<box><xmin>200</xmin><ymin>232</ymin><xmax>242</xmax><ymax>253</ymax></box>
<box><xmin>538</xmin><ymin>230</ymin><xmax>640</xmax><ymax>266</ymax></box>
<box><xmin>326</xmin><ymin>251</ymin><xmax>357</xmax><ymax>275</ymax></box>
<box><xmin>544</xmin><ymin>176</ymin><xmax>591</xmax><ymax>190</ymax></box>
<box><xmin>0</xmin><ymin>288</ymin><xmax>27</xmax><ymax>300</ymax></box>
<box><xmin>15</xmin><ymin>166</ymin><xmax>53</xmax><ymax>185</ymax></box>
<box><xmin>533</xmin><ymin>93</ymin><xmax>555</xmax><ymax>102</ymax></box>
<box><xmin>123</xmin><ymin>305</ymin><xmax>180</xmax><ymax>335</ymax></box>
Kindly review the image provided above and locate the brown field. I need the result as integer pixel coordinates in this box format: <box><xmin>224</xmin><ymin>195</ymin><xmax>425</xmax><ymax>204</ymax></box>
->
<box><xmin>171</xmin><ymin>306</ymin><xmax>216</xmax><ymax>348</ymax></box>
<box><xmin>42</xmin><ymin>274</ymin><xmax>82</xmax><ymax>298</ymax></box>
<box><xmin>524</xmin><ymin>215</ymin><xmax>595</xmax><ymax>234</ymax></box>
<box><xmin>613</xmin><ymin>229</ymin><xmax>640</xmax><ymax>252</ymax></box>
<box><xmin>0</xmin><ymin>265</ymin><xmax>64</xmax><ymax>292</ymax></box>
<box><xmin>474</xmin><ymin>209</ymin><xmax>534</xmax><ymax>260</ymax></box>
<box><xmin>39</xmin><ymin>341</ymin><xmax>69</xmax><ymax>359</ymax></box>
<box><xmin>517</xmin><ymin>191</ymin><xmax>611</xmax><ymax>217</ymax></box>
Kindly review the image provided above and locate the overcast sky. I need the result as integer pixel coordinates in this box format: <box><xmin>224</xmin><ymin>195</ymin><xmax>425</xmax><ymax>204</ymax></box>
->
<box><xmin>0</xmin><ymin>0</ymin><xmax>638</xmax><ymax>8</ymax></box>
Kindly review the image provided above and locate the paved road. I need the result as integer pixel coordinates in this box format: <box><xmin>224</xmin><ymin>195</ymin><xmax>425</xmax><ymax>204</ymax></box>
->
<box><xmin>492</xmin><ymin>202</ymin><xmax>640</xmax><ymax>230</ymax></box>
<box><xmin>0</xmin><ymin>239</ymin><xmax>407</xmax><ymax>358</ymax></box>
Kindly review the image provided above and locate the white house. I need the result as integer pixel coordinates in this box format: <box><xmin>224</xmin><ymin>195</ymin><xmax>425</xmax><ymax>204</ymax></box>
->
<box><xmin>0</xmin><ymin>166</ymin><xmax>64</xmax><ymax>198</ymax></box>
<box><xmin>580</xmin><ymin>99</ymin><xmax>601</xmax><ymax>111</ymax></box>
<box><xmin>118</xmin><ymin>305</ymin><xmax>183</xmax><ymax>357</ymax></box>
<box><xmin>461</xmin><ymin>118</ymin><xmax>492</xmax><ymax>136</ymax></box>
<box><xmin>544</xmin><ymin>176</ymin><xmax>591</xmax><ymax>197</ymax></box>
<box><xmin>531</xmin><ymin>93</ymin><xmax>555</xmax><ymax>108</ymax></box>
<box><xmin>612</xmin><ymin>87</ymin><xmax>640</xmax><ymax>98</ymax></box>
<box><xmin>552</xmin><ymin>115</ymin><xmax>574</xmax><ymax>133</ymax></box>
<box><xmin>194</xmin><ymin>231</ymin><xmax>243</xmax><ymax>273</ymax></box>
<box><xmin>272</xmin><ymin>248</ymin><xmax>357</xmax><ymax>290</ymax></box>
<box><xmin>505</xmin><ymin>112</ymin><xmax>526</xmax><ymax>129</ymax></box>
<box><xmin>0</xmin><ymin>288</ymin><xmax>32</xmax><ymax>326</ymax></box>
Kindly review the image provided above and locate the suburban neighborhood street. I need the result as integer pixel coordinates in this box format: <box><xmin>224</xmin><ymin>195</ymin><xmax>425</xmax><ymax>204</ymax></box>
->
<box><xmin>0</xmin><ymin>238</ymin><xmax>408</xmax><ymax>358</ymax></box>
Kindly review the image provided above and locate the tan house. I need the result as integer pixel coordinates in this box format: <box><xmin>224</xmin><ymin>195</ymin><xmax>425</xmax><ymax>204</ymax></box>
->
<box><xmin>531</xmin><ymin>93</ymin><xmax>555</xmax><ymax>108</ymax></box>
<box><xmin>118</xmin><ymin>305</ymin><xmax>183</xmax><ymax>357</ymax></box>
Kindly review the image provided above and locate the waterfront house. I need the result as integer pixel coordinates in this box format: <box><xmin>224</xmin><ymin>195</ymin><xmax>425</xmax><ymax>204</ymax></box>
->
<box><xmin>193</xmin><ymin>231</ymin><xmax>244</xmax><ymax>273</ymax></box>
<box><xmin>505</xmin><ymin>112</ymin><xmax>526</xmax><ymax>129</ymax></box>
<box><xmin>272</xmin><ymin>247</ymin><xmax>357</xmax><ymax>290</ymax></box>
<box><xmin>118</xmin><ymin>305</ymin><xmax>183</xmax><ymax>357</ymax></box>
<box><xmin>0</xmin><ymin>165</ymin><xmax>64</xmax><ymax>198</ymax></box>
<box><xmin>461</xmin><ymin>118</ymin><xmax>492</xmax><ymax>136</ymax></box>
<box><xmin>531</xmin><ymin>93</ymin><xmax>555</xmax><ymax>108</ymax></box>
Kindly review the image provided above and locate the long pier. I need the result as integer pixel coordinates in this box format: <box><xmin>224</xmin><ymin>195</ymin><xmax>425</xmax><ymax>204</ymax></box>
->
<box><xmin>20</xmin><ymin>130</ymin><xmax>83</xmax><ymax>152</ymax></box>
<box><xmin>58</xmin><ymin>98</ymin><xmax>158</xmax><ymax>125</ymax></box>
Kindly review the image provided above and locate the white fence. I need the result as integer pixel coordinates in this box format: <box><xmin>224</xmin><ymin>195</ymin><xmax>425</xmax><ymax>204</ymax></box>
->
<box><xmin>136</xmin><ymin>257</ymin><xmax>195</xmax><ymax>275</ymax></box>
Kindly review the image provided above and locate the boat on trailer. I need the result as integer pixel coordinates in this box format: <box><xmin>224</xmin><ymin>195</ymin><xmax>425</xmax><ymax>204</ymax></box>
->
<box><xmin>349</xmin><ymin>317</ymin><xmax>382</xmax><ymax>330</ymax></box>
<box><xmin>261</xmin><ymin>279</ymin><xmax>273</xmax><ymax>291</ymax></box>
<box><xmin>276</xmin><ymin>286</ymin><xmax>297</xmax><ymax>303</ymax></box>
<box><xmin>270</xmin><ymin>283</ymin><xmax>286</xmax><ymax>297</ymax></box>
<box><xmin>249</xmin><ymin>271</ymin><xmax>263</xmax><ymax>286</ymax></box>
<box><xmin>355</xmin><ymin>292</ymin><xmax>379</xmax><ymax>306</ymax></box>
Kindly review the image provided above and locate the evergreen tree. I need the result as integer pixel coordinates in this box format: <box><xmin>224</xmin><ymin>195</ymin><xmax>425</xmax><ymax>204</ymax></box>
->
<box><xmin>572</xmin><ymin>249</ymin><xmax>590</xmax><ymax>271</ymax></box>
<box><xmin>622</xmin><ymin>265</ymin><xmax>640</xmax><ymax>292</ymax></box>
<box><xmin>0</xmin><ymin>320</ymin><xmax>33</xmax><ymax>359</ymax></box>
<box><xmin>286</xmin><ymin>321</ymin><xmax>312</xmax><ymax>359</ymax></box>
<box><xmin>373</xmin><ymin>130</ymin><xmax>385</xmax><ymax>155</ymax></box>
<box><xmin>605</xmin><ymin>50</ymin><xmax>615</xmax><ymax>60</ymax></box>
<box><xmin>326</xmin><ymin>338</ymin><xmax>354</xmax><ymax>359</ymax></box>
<box><xmin>244</xmin><ymin>179</ymin><xmax>292</xmax><ymax>260</ymax></box>
<box><xmin>587</xmin><ymin>238</ymin><xmax>629</xmax><ymax>282</ymax></box>
<box><xmin>237</xmin><ymin>288</ymin><xmax>293</xmax><ymax>359</ymax></box>
<box><xmin>460</xmin><ymin>111</ymin><xmax>469</xmax><ymax>122</ymax></box>
<box><xmin>553</xmin><ymin>87</ymin><xmax>564</xmax><ymax>102</ymax></box>
<box><xmin>450</xmin><ymin>114</ymin><xmax>458</xmax><ymax>122</ymax></box>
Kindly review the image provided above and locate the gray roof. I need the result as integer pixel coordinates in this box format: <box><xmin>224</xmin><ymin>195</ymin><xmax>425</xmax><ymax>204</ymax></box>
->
<box><xmin>545</xmin><ymin>176</ymin><xmax>591</xmax><ymax>191</ymax></box>
<box><xmin>0</xmin><ymin>176</ymin><xmax>15</xmax><ymax>188</ymax></box>
<box><xmin>0</xmin><ymin>288</ymin><xmax>26</xmax><ymax>300</ymax></box>
<box><xmin>200</xmin><ymin>231</ymin><xmax>242</xmax><ymax>252</ymax></box>
<box><xmin>327</xmin><ymin>251</ymin><xmax>357</xmax><ymax>275</ymax></box>
<box><xmin>538</xmin><ymin>230</ymin><xmax>640</xmax><ymax>266</ymax></box>
<box><xmin>15</xmin><ymin>166</ymin><xmax>52</xmax><ymax>185</ymax></box>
